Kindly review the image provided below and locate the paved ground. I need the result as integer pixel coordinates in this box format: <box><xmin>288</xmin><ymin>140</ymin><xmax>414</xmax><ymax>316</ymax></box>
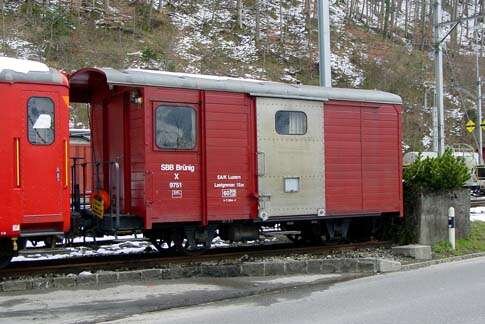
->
<box><xmin>108</xmin><ymin>257</ymin><xmax>485</xmax><ymax>324</ymax></box>
<box><xmin>0</xmin><ymin>273</ymin><xmax>353</xmax><ymax>324</ymax></box>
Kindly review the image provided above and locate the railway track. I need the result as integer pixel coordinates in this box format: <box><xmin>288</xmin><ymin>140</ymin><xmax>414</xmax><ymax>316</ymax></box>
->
<box><xmin>0</xmin><ymin>241</ymin><xmax>389</xmax><ymax>280</ymax></box>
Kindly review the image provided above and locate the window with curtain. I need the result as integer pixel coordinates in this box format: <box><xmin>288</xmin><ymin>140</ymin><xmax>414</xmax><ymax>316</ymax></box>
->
<box><xmin>275</xmin><ymin>111</ymin><xmax>307</xmax><ymax>135</ymax></box>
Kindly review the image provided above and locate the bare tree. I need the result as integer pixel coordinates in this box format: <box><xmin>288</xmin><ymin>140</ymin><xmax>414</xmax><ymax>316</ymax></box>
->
<box><xmin>255</xmin><ymin>0</ymin><xmax>261</xmax><ymax>48</ymax></box>
<box><xmin>236</xmin><ymin>0</ymin><xmax>243</xmax><ymax>29</ymax></box>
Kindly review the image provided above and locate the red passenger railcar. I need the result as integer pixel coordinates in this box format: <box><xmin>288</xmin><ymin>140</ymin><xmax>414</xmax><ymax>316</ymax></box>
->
<box><xmin>69</xmin><ymin>68</ymin><xmax>402</xmax><ymax>248</ymax></box>
<box><xmin>0</xmin><ymin>58</ymin><xmax>70</xmax><ymax>266</ymax></box>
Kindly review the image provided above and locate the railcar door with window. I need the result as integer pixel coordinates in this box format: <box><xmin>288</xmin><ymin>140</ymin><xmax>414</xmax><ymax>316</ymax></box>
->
<box><xmin>256</xmin><ymin>97</ymin><xmax>325</xmax><ymax>219</ymax></box>
<box><xmin>147</xmin><ymin>94</ymin><xmax>202</xmax><ymax>224</ymax></box>
<box><xmin>20</xmin><ymin>91</ymin><xmax>69</xmax><ymax>235</ymax></box>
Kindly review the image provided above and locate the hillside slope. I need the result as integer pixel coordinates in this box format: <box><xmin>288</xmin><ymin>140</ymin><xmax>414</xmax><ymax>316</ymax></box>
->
<box><xmin>0</xmin><ymin>0</ymin><xmax>482</xmax><ymax>151</ymax></box>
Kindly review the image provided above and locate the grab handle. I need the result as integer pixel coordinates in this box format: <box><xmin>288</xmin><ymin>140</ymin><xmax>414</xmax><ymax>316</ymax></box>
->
<box><xmin>14</xmin><ymin>138</ymin><xmax>20</xmax><ymax>187</ymax></box>
<box><xmin>64</xmin><ymin>139</ymin><xmax>69</xmax><ymax>187</ymax></box>
<box><xmin>257</xmin><ymin>152</ymin><xmax>266</xmax><ymax>176</ymax></box>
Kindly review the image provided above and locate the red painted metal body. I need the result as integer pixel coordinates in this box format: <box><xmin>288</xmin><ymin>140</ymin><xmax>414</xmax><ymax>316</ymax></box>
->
<box><xmin>0</xmin><ymin>80</ymin><xmax>71</xmax><ymax>239</ymax></box>
<box><xmin>324</xmin><ymin>101</ymin><xmax>403</xmax><ymax>217</ymax></box>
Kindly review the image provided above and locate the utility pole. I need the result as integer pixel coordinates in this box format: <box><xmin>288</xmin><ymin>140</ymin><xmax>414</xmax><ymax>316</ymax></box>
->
<box><xmin>432</xmin><ymin>88</ymin><xmax>439</xmax><ymax>152</ymax></box>
<box><xmin>475</xmin><ymin>0</ymin><xmax>483</xmax><ymax>164</ymax></box>
<box><xmin>478</xmin><ymin>74</ymin><xmax>483</xmax><ymax>163</ymax></box>
<box><xmin>433</xmin><ymin>0</ymin><xmax>445</xmax><ymax>154</ymax></box>
<box><xmin>425</xmin><ymin>87</ymin><xmax>439</xmax><ymax>152</ymax></box>
<box><xmin>432</xmin><ymin>0</ymin><xmax>484</xmax><ymax>156</ymax></box>
<box><xmin>318</xmin><ymin>0</ymin><xmax>331</xmax><ymax>87</ymax></box>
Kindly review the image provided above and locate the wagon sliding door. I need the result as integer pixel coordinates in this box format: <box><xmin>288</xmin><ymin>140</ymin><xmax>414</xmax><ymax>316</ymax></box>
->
<box><xmin>256</xmin><ymin>97</ymin><xmax>325</xmax><ymax>219</ymax></box>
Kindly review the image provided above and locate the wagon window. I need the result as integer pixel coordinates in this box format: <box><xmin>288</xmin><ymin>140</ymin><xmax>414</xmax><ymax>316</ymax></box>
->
<box><xmin>155</xmin><ymin>105</ymin><xmax>196</xmax><ymax>150</ymax></box>
<box><xmin>27</xmin><ymin>97</ymin><xmax>55</xmax><ymax>145</ymax></box>
<box><xmin>275</xmin><ymin>111</ymin><xmax>307</xmax><ymax>135</ymax></box>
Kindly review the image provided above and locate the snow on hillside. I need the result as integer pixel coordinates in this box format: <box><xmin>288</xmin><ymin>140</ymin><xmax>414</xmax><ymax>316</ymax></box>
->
<box><xmin>1</xmin><ymin>37</ymin><xmax>43</xmax><ymax>60</ymax></box>
<box><xmin>168</xmin><ymin>0</ymin><xmax>365</xmax><ymax>85</ymax></box>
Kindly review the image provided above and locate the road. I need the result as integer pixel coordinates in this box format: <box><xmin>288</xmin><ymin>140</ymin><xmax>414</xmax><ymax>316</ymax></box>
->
<box><xmin>110</xmin><ymin>257</ymin><xmax>485</xmax><ymax>324</ymax></box>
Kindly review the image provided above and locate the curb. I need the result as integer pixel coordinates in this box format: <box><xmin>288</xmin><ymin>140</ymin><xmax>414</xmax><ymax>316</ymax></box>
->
<box><xmin>5</xmin><ymin>252</ymin><xmax>485</xmax><ymax>294</ymax></box>
<box><xmin>0</xmin><ymin>257</ymin><xmax>399</xmax><ymax>293</ymax></box>
<box><xmin>401</xmin><ymin>251</ymin><xmax>485</xmax><ymax>271</ymax></box>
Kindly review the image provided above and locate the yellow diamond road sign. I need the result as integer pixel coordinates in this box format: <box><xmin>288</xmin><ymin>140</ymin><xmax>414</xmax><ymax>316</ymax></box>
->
<box><xmin>481</xmin><ymin>120</ymin><xmax>485</xmax><ymax>131</ymax></box>
<box><xmin>466</xmin><ymin>120</ymin><xmax>476</xmax><ymax>133</ymax></box>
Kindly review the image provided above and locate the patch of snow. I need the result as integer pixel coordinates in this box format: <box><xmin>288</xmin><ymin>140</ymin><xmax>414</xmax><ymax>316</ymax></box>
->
<box><xmin>1</xmin><ymin>37</ymin><xmax>43</xmax><ymax>60</ymax></box>
<box><xmin>471</xmin><ymin>207</ymin><xmax>485</xmax><ymax>222</ymax></box>
<box><xmin>0</xmin><ymin>56</ymin><xmax>49</xmax><ymax>73</ymax></box>
<box><xmin>331</xmin><ymin>53</ymin><xmax>364</xmax><ymax>87</ymax></box>
<box><xmin>422</xmin><ymin>135</ymin><xmax>432</xmax><ymax>148</ymax></box>
<box><xmin>12</xmin><ymin>239</ymin><xmax>151</xmax><ymax>263</ymax></box>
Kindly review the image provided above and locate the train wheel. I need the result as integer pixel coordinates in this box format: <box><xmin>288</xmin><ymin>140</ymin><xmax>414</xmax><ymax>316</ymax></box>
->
<box><xmin>176</xmin><ymin>239</ymin><xmax>211</xmax><ymax>256</ymax></box>
<box><xmin>179</xmin><ymin>241</ymin><xmax>208</xmax><ymax>256</ymax></box>
<box><xmin>286</xmin><ymin>234</ymin><xmax>304</xmax><ymax>244</ymax></box>
<box><xmin>44</xmin><ymin>236</ymin><xmax>58</xmax><ymax>249</ymax></box>
<box><xmin>149</xmin><ymin>238</ymin><xmax>165</xmax><ymax>252</ymax></box>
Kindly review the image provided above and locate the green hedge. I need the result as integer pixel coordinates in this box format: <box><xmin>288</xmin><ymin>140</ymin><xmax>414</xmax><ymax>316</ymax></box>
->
<box><xmin>404</xmin><ymin>148</ymin><xmax>470</xmax><ymax>193</ymax></box>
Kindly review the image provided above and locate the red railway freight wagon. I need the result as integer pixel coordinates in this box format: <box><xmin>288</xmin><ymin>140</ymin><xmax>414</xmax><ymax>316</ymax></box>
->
<box><xmin>0</xmin><ymin>58</ymin><xmax>70</xmax><ymax>266</ymax></box>
<box><xmin>69</xmin><ymin>68</ymin><xmax>402</xmax><ymax>248</ymax></box>
<box><xmin>69</xmin><ymin>129</ymin><xmax>93</xmax><ymax>202</ymax></box>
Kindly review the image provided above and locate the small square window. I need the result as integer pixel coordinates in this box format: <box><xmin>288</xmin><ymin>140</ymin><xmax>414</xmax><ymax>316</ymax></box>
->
<box><xmin>154</xmin><ymin>105</ymin><xmax>196</xmax><ymax>150</ymax></box>
<box><xmin>284</xmin><ymin>177</ymin><xmax>300</xmax><ymax>193</ymax></box>
<box><xmin>275</xmin><ymin>111</ymin><xmax>307</xmax><ymax>135</ymax></box>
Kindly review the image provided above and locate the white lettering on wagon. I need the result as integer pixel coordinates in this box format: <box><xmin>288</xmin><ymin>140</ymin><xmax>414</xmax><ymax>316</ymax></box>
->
<box><xmin>214</xmin><ymin>174</ymin><xmax>246</xmax><ymax>203</ymax></box>
<box><xmin>169</xmin><ymin>182</ymin><xmax>183</xmax><ymax>189</ymax></box>
<box><xmin>160</xmin><ymin>164</ymin><xmax>196</xmax><ymax>199</ymax></box>
<box><xmin>160</xmin><ymin>163</ymin><xmax>195</xmax><ymax>173</ymax></box>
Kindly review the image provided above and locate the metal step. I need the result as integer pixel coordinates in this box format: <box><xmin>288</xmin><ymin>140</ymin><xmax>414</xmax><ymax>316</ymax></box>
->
<box><xmin>20</xmin><ymin>231</ymin><xmax>64</xmax><ymax>238</ymax></box>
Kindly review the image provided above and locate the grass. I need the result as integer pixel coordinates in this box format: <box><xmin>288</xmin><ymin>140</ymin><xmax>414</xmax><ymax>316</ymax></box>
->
<box><xmin>432</xmin><ymin>222</ymin><xmax>485</xmax><ymax>257</ymax></box>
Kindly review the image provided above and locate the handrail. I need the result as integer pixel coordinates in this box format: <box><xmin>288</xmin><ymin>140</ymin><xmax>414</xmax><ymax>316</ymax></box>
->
<box><xmin>107</xmin><ymin>160</ymin><xmax>121</xmax><ymax>231</ymax></box>
<box><xmin>113</xmin><ymin>161</ymin><xmax>121</xmax><ymax>230</ymax></box>
<box><xmin>64</xmin><ymin>139</ymin><xmax>69</xmax><ymax>188</ymax></box>
<box><xmin>14</xmin><ymin>138</ymin><xmax>20</xmax><ymax>187</ymax></box>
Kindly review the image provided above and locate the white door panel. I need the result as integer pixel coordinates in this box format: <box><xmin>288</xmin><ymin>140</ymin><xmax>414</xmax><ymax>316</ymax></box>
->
<box><xmin>256</xmin><ymin>97</ymin><xmax>325</xmax><ymax>218</ymax></box>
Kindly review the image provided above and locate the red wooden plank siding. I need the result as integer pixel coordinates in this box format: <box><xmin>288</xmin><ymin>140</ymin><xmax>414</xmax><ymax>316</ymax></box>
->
<box><xmin>129</xmin><ymin>95</ymin><xmax>146</xmax><ymax>217</ymax></box>
<box><xmin>325</xmin><ymin>101</ymin><xmax>402</xmax><ymax>216</ymax></box>
<box><xmin>204</xmin><ymin>91</ymin><xmax>257</xmax><ymax>221</ymax></box>
<box><xmin>69</xmin><ymin>144</ymin><xmax>93</xmax><ymax>196</ymax></box>
<box><xmin>362</xmin><ymin>105</ymin><xmax>402</xmax><ymax>212</ymax></box>
<box><xmin>325</xmin><ymin>104</ymin><xmax>363</xmax><ymax>213</ymax></box>
<box><xmin>143</xmin><ymin>87</ymin><xmax>202</xmax><ymax>226</ymax></box>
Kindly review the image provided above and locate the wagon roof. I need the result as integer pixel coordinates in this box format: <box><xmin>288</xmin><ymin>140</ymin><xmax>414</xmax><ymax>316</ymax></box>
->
<box><xmin>69</xmin><ymin>67</ymin><xmax>402</xmax><ymax>104</ymax></box>
<box><xmin>0</xmin><ymin>57</ymin><xmax>66</xmax><ymax>85</ymax></box>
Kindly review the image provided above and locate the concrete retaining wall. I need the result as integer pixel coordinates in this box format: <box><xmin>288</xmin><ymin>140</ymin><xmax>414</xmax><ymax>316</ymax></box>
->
<box><xmin>405</xmin><ymin>188</ymin><xmax>470</xmax><ymax>245</ymax></box>
<box><xmin>0</xmin><ymin>257</ymin><xmax>401</xmax><ymax>293</ymax></box>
